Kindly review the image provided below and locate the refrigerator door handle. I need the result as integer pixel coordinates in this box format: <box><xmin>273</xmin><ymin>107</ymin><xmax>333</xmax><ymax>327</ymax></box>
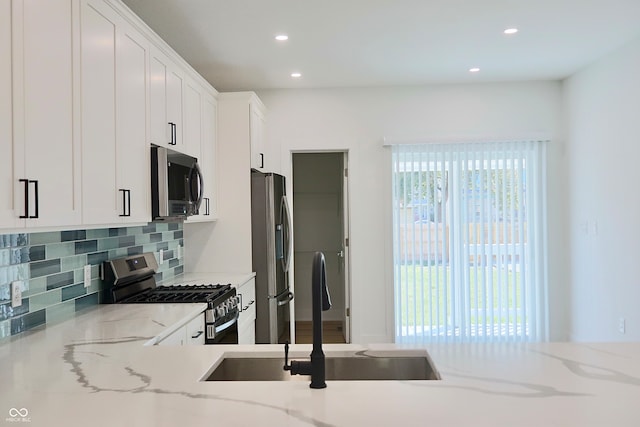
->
<box><xmin>270</xmin><ymin>287</ymin><xmax>294</xmax><ymax>302</ymax></box>
<box><xmin>275</xmin><ymin>290</ymin><xmax>294</xmax><ymax>306</ymax></box>
<box><xmin>281</xmin><ymin>195</ymin><xmax>293</xmax><ymax>272</ymax></box>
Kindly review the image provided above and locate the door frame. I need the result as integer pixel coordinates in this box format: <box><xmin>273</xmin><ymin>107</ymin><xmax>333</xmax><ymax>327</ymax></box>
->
<box><xmin>288</xmin><ymin>149</ymin><xmax>352</xmax><ymax>343</ymax></box>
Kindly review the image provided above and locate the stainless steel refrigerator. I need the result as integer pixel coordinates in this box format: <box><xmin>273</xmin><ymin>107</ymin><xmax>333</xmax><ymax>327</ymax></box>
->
<box><xmin>251</xmin><ymin>170</ymin><xmax>294</xmax><ymax>343</ymax></box>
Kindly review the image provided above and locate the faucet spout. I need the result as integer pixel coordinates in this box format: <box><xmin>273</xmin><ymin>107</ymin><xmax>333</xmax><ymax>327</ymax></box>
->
<box><xmin>283</xmin><ymin>251</ymin><xmax>331</xmax><ymax>389</ymax></box>
<box><xmin>310</xmin><ymin>251</ymin><xmax>331</xmax><ymax>388</ymax></box>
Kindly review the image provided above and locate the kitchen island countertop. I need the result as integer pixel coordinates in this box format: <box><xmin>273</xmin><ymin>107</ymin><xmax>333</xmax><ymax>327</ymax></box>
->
<box><xmin>1</xmin><ymin>302</ymin><xmax>639</xmax><ymax>427</ymax></box>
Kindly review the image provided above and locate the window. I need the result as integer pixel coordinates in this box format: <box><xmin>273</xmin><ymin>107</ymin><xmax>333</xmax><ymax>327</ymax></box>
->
<box><xmin>392</xmin><ymin>141</ymin><xmax>548</xmax><ymax>342</ymax></box>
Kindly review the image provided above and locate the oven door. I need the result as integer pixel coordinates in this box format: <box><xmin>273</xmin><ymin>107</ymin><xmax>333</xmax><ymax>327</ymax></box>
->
<box><xmin>205</xmin><ymin>311</ymin><xmax>239</xmax><ymax>344</ymax></box>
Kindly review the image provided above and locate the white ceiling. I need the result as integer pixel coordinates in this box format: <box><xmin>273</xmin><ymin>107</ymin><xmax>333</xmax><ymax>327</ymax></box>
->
<box><xmin>121</xmin><ymin>0</ymin><xmax>640</xmax><ymax>92</ymax></box>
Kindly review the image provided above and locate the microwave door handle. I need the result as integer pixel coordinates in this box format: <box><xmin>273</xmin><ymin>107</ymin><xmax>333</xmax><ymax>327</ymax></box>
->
<box><xmin>189</xmin><ymin>162</ymin><xmax>204</xmax><ymax>212</ymax></box>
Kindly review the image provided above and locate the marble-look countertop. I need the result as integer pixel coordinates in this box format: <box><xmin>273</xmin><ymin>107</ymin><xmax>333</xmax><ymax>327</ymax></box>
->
<box><xmin>1</xmin><ymin>302</ymin><xmax>640</xmax><ymax>427</ymax></box>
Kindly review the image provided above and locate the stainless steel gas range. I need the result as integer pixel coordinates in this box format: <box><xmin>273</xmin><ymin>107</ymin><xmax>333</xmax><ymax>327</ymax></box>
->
<box><xmin>102</xmin><ymin>252</ymin><xmax>239</xmax><ymax>344</ymax></box>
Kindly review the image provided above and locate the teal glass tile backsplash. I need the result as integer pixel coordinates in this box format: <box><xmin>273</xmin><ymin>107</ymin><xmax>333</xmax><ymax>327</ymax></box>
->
<box><xmin>0</xmin><ymin>222</ymin><xmax>184</xmax><ymax>340</ymax></box>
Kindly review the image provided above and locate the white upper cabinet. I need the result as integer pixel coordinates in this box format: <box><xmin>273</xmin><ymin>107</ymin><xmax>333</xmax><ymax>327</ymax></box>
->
<box><xmin>218</xmin><ymin>92</ymin><xmax>267</xmax><ymax>172</ymax></box>
<box><xmin>1</xmin><ymin>0</ymin><xmax>218</xmax><ymax>231</ymax></box>
<box><xmin>115</xmin><ymin>19</ymin><xmax>151</xmax><ymax>223</ymax></box>
<box><xmin>187</xmin><ymin>91</ymin><xmax>218</xmax><ymax>223</ymax></box>
<box><xmin>80</xmin><ymin>0</ymin><xmax>150</xmax><ymax>225</ymax></box>
<box><xmin>0</xmin><ymin>0</ymin><xmax>14</xmax><ymax>227</ymax></box>
<box><xmin>2</xmin><ymin>0</ymin><xmax>82</xmax><ymax>230</ymax></box>
<box><xmin>184</xmin><ymin>78</ymin><xmax>203</xmax><ymax>158</ymax></box>
<box><xmin>201</xmin><ymin>94</ymin><xmax>218</xmax><ymax>220</ymax></box>
<box><xmin>80</xmin><ymin>0</ymin><xmax>118</xmax><ymax>225</ymax></box>
<box><xmin>250</xmin><ymin>101</ymin><xmax>267</xmax><ymax>171</ymax></box>
<box><xmin>149</xmin><ymin>46</ymin><xmax>185</xmax><ymax>152</ymax></box>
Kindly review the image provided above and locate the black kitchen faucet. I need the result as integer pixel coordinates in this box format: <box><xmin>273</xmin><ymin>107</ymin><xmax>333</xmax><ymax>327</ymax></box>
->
<box><xmin>283</xmin><ymin>251</ymin><xmax>332</xmax><ymax>388</ymax></box>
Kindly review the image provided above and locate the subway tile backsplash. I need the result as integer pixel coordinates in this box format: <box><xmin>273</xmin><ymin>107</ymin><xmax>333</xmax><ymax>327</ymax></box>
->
<box><xmin>0</xmin><ymin>222</ymin><xmax>183</xmax><ymax>340</ymax></box>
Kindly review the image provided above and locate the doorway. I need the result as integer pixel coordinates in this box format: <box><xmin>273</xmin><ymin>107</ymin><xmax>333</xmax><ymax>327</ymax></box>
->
<box><xmin>291</xmin><ymin>152</ymin><xmax>350</xmax><ymax>344</ymax></box>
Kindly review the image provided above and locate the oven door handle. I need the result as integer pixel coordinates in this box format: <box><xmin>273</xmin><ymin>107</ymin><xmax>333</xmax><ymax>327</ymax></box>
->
<box><xmin>215</xmin><ymin>311</ymin><xmax>239</xmax><ymax>334</ymax></box>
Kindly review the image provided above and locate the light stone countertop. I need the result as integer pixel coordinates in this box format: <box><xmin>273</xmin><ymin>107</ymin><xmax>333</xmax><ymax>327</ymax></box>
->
<box><xmin>1</xmin><ymin>301</ymin><xmax>640</xmax><ymax>427</ymax></box>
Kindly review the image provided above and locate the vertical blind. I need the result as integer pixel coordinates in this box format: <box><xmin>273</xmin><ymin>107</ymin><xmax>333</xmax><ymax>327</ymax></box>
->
<box><xmin>392</xmin><ymin>141</ymin><xmax>548</xmax><ymax>342</ymax></box>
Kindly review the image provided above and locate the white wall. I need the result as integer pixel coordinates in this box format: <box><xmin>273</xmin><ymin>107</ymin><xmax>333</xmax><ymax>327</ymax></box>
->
<box><xmin>258</xmin><ymin>82</ymin><xmax>565</xmax><ymax>343</ymax></box>
<box><xmin>184</xmin><ymin>95</ymin><xmax>253</xmax><ymax>273</ymax></box>
<box><xmin>563</xmin><ymin>37</ymin><xmax>640</xmax><ymax>341</ymax></box>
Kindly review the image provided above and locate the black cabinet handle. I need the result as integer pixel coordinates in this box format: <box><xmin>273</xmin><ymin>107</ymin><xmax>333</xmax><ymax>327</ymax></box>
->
<box><xmin>173</xmin><ymin>123</ymin><xmax>177</xmax><ymax>145</ymax></box>
<box><xmin>19</xmin><ymin>179</ymin><xmax>39</xmax><ymax>219</ymax></box>
<box><xmin>30</xmin><ymin>180</ymin><xmax>39</xmax><ymax>219</ymax></box>
<box><xmin>204</xmin><ymin>197</ymin><xmax>210</xmax><ymax>215</ymax></box>
<box><xmin>19</xmin><ymin>179</ymin><xmax>29</xmax><ymax>219</ymax></box>
<box><xmin>260</xmin><ymin>153</ymin><xmax>264</xmax><ymax>169</ymax></box>
<box><xmin>168</xmin><ymin>122</ymin><xmax>176</xmax><ymax>145</ymax></box>
<box><xmin>191</xmin><ymin>330</ymin><xmax>204</xmax><ymax>339</ymax></box>
<box><xmin>119</xmin><ymin>189</ymin><xmax>131</xmax><ymax>217</ymax></box>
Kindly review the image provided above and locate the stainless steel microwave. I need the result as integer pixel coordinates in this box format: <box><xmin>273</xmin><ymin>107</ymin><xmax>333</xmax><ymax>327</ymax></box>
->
<box><xmin>151</xmin><ymin>146</ymin><xmax>203</xmax><ymax>220</ymax></box>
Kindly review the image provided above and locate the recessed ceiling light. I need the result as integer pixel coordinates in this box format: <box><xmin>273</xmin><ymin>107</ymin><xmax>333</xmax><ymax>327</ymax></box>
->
<box><xmin>469</xmin><ymin>67</ymin><xmax>480</xmax><ymax>73</ymax></box>
<box><xmin>504</xmin><ymin>28</ymin><xmax>518</xmax><ymax>35</ymax></box>
<box><xmin>291</xmin><ymin>72</ymin><xmax>302</xmax><ymax>78</ymax></box>
<box><xmin>275</xmin><ymin>34</ymin><xmax>289</xmax><ymax>41</ymax></box>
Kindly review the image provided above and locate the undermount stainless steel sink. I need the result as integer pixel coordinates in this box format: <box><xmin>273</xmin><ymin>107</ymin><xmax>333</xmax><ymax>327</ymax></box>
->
<box><xmin>205</xmin><ymin>355</ymin><xmax>441</xmax><ymax>381</ymax></box>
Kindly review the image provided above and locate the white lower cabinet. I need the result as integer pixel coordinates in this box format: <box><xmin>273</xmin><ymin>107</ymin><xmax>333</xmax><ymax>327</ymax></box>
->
<box><xmin>157</xmin><ymin>326</ymin><xmax>186</xmax><ymax>346</ymax></box>
<box><xmin>185</xmin><ymin>314</ymin><xmax>206</xmax><ymax>345</ymax></box>
<box><xmin>236</xmin><ymin>278</ymin><xmax>256</xmax><ymax>344</ymax></box>
<box><xmin>157</xmin><ymin>312</ymin><xmax>205</xmax><ymax>346</ymax></box>
<box><xmin>238</xmin><ymin>314</ymin><xmax>256</xmax><ymax>345</ymax></box>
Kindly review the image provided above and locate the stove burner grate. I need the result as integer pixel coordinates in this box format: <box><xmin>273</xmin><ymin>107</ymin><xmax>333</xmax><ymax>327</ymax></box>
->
<box><xmin>121</xmin><ymin>283</ymin><xmax>231</xmax><ymax>304</ymax></box>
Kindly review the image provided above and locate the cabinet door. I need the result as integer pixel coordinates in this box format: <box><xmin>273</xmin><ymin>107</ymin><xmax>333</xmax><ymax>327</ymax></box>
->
<box><xmin>238</xmin><ymin>318</ymin><xmax>256</xmax><ymax>345</ymax></box>
<box><xmin>80</xmin><ymin>0</ymin><xmax>118</xmax><ymax>224</ymax></box>
<box><xmin>166</xmin><ymin>65</ymin><xmax>184</xmax><ymax>150</ymax></box>
<box><xmin>157</xmin><ymin>326</ymin><xmax>186</xmax><ymax>346</ymax></box>
<box><xmin>186</xmin><ymin>92</ymin><xmax>217</xmax><ymax>223</ymax></box>
<box><xmin>250</xmin><ymin>104</ymin><xmax>266</xmax><ymax>171</ymax></box>
<box><xmin>149</xmin><ymin>50</ymin><xmax>170</xmax><ymax>147</ymax></box>
<box><xmin>202</xmin><ymin>94</ymin><xmax>218</xmax><ymax>219</ymax></box>
<box><xmin>13</xmin><ymin>0</ymin><xmax>81</xmax><ymax>228</ymax></box>
<box><xmin>115</xmin><ymin>22</ymin><xmax>150</xmax><ymax>223</ymax></box>
<box><xmin>237</xmin><ymin>278</ymin><xmax>256</xmax><ymax>344</ymax></box>
<box><xmin>0</xmin><ymin>0</ymin><xmax>15</xmax><ymax>228</ymax></box>
<box><xmin>184</xmin><ymin>79</ymin><xmax>202</xmax><ymax>158</ymax></box>
<box><xmin>185</xmin><ymin>314</ymin><xmax>205</xmax><ymax>345</ymax></box>
<box><xmin>150</xmin><ymin>47</ymin><xmax>184</xmax><ymax>152</ymax></box>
